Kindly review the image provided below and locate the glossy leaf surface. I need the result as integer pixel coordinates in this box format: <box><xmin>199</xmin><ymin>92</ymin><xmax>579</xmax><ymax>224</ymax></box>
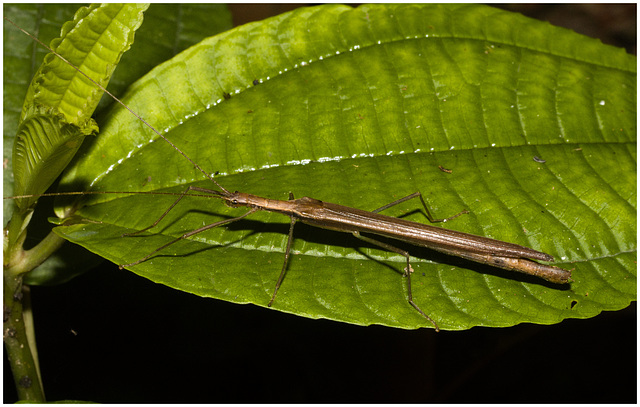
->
<box><xmin>18</xmin><ymin>4</ymin><xmax>638</xmax><ymax>329</ymax></box>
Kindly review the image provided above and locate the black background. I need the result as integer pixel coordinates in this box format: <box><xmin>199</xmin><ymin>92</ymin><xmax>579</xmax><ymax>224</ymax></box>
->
<box><xmin>4</xmin><ymin>268</ymin><xmax>637</xmax><ymax>402</ymax></box>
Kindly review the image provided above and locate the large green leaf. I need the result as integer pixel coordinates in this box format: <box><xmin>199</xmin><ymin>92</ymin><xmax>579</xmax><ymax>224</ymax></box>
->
<box><xmin>24</xmin><ymin>4</ymin><xmax>640</xmax><ymax>329</ymax></box>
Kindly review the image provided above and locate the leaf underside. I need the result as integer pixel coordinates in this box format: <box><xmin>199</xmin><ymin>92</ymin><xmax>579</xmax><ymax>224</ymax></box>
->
<box><xmin>13</xmin><ymin>4</ymin><xmax>638</xmax><ymax>330</ymax></box>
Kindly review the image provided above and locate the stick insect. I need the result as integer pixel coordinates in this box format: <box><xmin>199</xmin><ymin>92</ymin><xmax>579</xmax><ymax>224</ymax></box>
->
<box><xmin>5</xmin><ymin>16</ymin><xmax>571</xmax><ymax>331</ymax></box>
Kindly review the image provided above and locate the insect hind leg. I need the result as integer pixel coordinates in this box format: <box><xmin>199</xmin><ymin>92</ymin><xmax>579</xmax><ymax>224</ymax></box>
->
<box><xmin>351</xmin><ymin>231</ymin><xmax>440</xmax><ymax>331</ymax></box>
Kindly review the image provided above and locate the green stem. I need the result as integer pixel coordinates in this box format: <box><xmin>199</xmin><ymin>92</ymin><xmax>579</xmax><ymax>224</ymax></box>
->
<box><xmin>22</xmin><ymin>286</ymin><xmax>45</xmax><ymax>391</ymax></box>
<box><xmin>7</xmin><ymin>230</ymin><xmax>66</xmax><ymax>276</ymax></box>
<box><xmin>3</xmin><ymin>207</ymin><xmax>65</xmax><ymax>402</ymax></box>
<box><xmin>4</xmin><ymin>271</ymin><xmax>46</xmax><ymax>402</ymax></box>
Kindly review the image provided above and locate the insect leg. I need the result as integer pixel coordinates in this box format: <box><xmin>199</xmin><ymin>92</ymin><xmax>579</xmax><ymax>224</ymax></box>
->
<box><xmin>351</xmin><ymin>231</ymin><xmax>440</xmax><ymax>331</ymax></box>
<box><xmin>372</xmin><ymin>192</ymin><xmax>468</xmax><ymax>223</ymax></box>
<box><xmin>268</xmin><ymin>192</ymin><xmax>297</xmax><ymax>307</ymax></box>
<box><xmin>120</xmin><ymin>207</ymin><xmax>259</xmax><ymax>268</ymax></box>
<box><xmin>123</xmin><ymin>185</ymin><xmax>210</xmax><ymax>237</ymax></box>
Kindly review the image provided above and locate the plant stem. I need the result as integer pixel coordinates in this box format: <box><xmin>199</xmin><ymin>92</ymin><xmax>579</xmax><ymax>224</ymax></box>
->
<box><xmin>3</xmin><ymin>207</ymin><xmax>57</xmax><ymax>402</ymax></box>
<box><xmin>3</xmin><ymin>271</ymin><xmax>45</xmax><ymax>402</ymax></box>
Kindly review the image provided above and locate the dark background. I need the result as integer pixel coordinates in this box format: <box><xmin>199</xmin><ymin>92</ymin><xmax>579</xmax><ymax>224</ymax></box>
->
<box><xmin>5</xmin><ymin>4</ymin><xmax>636</xmax><ymax>403</ymax></box>
<box><xmin>5</xmin><ymin>270</ymin><xmax>639</xmax><ymax>402</ymax></box>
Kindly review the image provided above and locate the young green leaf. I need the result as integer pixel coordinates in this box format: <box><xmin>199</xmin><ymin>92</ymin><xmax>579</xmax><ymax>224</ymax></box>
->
<box><xmin>10</xmin><ymin>4</ymin><xmax>148</xmax><ymax>211</ymax></box>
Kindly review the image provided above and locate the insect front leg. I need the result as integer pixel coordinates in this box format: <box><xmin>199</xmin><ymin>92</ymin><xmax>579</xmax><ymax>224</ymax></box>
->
<box><xmin>122</xmin><ymin>185</ymin><xmax>205</xmax><ymax>236</ymax></box>
<box><xmin>120</xmin><ymin>208</ymin><xmax>258</xmax><ymax>268</ymax></box>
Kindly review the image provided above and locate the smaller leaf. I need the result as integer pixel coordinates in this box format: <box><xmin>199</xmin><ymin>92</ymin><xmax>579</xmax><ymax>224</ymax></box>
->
<box><xmin>12</xmin><ymin>4</ymin><xmax>148</xmax><ymax>210</ymax></box>
<box><xmin>13</xmin><ymin>105</ymin><xmax>97</xmax><ymax>210</ymax></box>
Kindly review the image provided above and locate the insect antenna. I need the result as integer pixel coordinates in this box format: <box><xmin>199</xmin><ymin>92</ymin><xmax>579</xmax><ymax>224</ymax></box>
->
<box><xmin>4</xmin><ymin>190</ymin><xmax>229</xmax><ymax>201</ymax></box>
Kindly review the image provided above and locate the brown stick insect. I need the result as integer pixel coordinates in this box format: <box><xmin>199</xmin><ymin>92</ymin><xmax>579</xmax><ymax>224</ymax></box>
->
<box><xmin>5</xmin><ymin>17</ymin><xmax>571</xmax><ymax>331</ymax></box>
